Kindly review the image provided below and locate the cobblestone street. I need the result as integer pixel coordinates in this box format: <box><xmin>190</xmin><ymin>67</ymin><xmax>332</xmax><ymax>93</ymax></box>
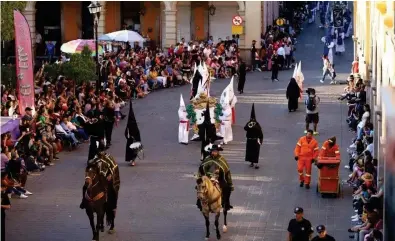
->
<box><xmin>6</xmin><ymin>20</ymin><xmax>356</xmax><ymax>241</ymax></box>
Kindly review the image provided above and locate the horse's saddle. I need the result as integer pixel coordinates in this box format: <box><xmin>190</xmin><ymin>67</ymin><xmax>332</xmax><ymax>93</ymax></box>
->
<box><xmin>210</xmin><ymin>178</ymin><xmax>221</xmax><ymax>192</ymax></box>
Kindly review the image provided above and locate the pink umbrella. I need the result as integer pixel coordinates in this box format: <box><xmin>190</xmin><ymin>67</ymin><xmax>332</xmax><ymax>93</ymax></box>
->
<box><xmin>60</xmin><ymin>39</ymin><xmax>103</xmax><ymax>56</ymax></box>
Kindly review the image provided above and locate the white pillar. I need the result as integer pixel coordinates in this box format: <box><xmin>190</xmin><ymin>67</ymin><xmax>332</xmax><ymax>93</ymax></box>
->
<box><xmin>97</xmin><ymin>1</ymin><xmax>106</xmax><ymax>36</ymax></box>
<box><xmin>163</xmin><ymin>10</ymin><xmax>177</xmax><ymax>48</ymax></box>
<box><xmin>245</xmin><ymin>1</ymin><xmax>261</xmax><ymax>49</ymax></box>
<box><xmin>237</xmin><ymin>10</ymin><xmax>246</xmax><ymax>49</ymax></box>
<box><xmin>23</xmin><ymin>2</ymin><xmax>36</xmax><ymax>48</ymax></box>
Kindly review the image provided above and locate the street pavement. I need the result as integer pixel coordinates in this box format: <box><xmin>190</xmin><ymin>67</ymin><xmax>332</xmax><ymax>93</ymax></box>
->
<box><xmin>6</xmin><ymin>21</ymin><xmax>356</xmax><ymax>241</ymax></box>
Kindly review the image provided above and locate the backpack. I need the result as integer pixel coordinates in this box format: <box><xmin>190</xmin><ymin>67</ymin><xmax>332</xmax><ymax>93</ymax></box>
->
<box><xmin>306</xmin><ymin>96</ymin><xmax>316</xmax><ymax>111</ymax></box>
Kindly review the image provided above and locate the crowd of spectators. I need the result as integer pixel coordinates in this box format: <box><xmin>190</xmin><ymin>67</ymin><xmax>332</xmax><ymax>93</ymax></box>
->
<box><xmin>338</xmin><ymin>72</ymin><xmax>383</xmax><ymax>241</ymax></box>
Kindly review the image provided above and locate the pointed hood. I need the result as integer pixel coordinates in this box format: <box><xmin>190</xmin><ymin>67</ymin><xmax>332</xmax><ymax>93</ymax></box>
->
<box><xmin>250</xmin><ymin>103</ymin><xmax>256</xmax><ymax>120</ymax></box>
<box><xmin>179</xmin><ymin>93</ymin><xmax>185</xmax><ymax>108</ymax></box>
<box><xmin>127</xmin><ymin>99</ymin><xmax>137</xmax><ymax>124</ymax></box>
<box><xmin>125</xmin><ymin>99</ymin><xmax>141</xmax><ymax>141</ymax></box>
<box><xmin>227</xmin><ymin>76</ymin><xmax>237</xmax><ymax>107</ymax></box>
<box><xmin>292</xmin><ymin>63</ymin><xmax>298</xmax><ymax>79</ymax></box>
<box><xmin>220</xmin><ymin>85</ymin><xmax>229</xmax><ymax>106</ymax></box>
<box><xmin>296</xmin><ymin>61</ymin><xmax>304</xmax><ymax>83</ymax></box>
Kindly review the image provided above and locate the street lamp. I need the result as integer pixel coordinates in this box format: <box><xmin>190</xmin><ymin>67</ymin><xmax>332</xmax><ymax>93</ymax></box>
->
<box><xmin>88</xmin><ymin>1</ymin><xmax>102</xmax><ymax>94</ymax></box>
<box><xmin>208</xmin><ymin>4</ymin><xmax>216</xmax><ymax>16</ymax></box>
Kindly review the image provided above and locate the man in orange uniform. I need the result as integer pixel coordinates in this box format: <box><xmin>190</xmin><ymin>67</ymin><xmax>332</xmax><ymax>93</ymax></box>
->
<box><xmin>294</xmin><ymin>130</ymin><xmax>319</xmax><ymax>189</ymax></box>
<box><xmin>319</xmin><ymin>136</ymin><xmax>340</xmax><ymax>159</ymax></box>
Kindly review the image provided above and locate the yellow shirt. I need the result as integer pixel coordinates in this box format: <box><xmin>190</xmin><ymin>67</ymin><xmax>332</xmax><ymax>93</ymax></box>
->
<box><xmin>149</xmin><ymin>71</ymin><xmax>158</xmax><ymax>79</ymax></box>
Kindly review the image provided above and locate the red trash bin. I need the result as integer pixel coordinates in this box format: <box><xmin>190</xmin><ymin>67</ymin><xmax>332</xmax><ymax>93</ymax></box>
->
<box><xmin>316</xmin><ymin>157</ymin><xmax>341</xmax><ymax>197</ymax></box>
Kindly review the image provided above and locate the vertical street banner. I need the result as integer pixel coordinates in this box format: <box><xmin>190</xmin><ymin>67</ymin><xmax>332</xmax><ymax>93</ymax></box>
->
<box><xmin>14</xmin><ymin>10</ymin><xmax>34</xmax><ymax>116</ymax></box>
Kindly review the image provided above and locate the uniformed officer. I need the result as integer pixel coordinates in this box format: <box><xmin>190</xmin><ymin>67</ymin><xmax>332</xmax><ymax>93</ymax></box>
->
<box><xmin>311</xmin><ymin>225</ymin><xmax>336</xmax><ymax>241</ymax></box>
<box><xmin>287</xmin><ymin>207</ymin><xmax>314</xmax><ymax>241</ymax></box>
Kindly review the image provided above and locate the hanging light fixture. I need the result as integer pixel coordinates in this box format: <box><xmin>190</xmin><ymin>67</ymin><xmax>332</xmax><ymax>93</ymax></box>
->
<box><xmin>208</xmin><ymin>3</ymin><xmax>216</xmax><ymax>16</ymax></box>
<box><xmin>88</xmin><ymin>1</ymin><xmax>102</xmax><ymax>17</ymax></box>
<box><xmin>375</xmin><ymin>1</ymin><xmax>387</xmax><ymax>15</ymax></box>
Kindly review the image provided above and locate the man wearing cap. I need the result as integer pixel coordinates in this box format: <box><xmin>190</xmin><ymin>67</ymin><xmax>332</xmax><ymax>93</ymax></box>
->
<box><xmin>312</xmin><ymin>225</ymin><xmax>336</xmax><ymax>241</ymax></box>
<box><xmin>294</xmin><ymin>130</ymin><xmax>319</xmax><ymax>189</ymax></box>
<box><xmin>287</xmin><ymin>207</ymin><xmax>314</xmax><ymax>241</ymax></box>
<box><xmin>197</xmin><ymin>144</ymin><xmax>234</xmax><ymax>211</ymax></box>
<box><xmin>319</xmin><ymin>136</ymin><xmax>340</xmax><ymax>160</ymax></box>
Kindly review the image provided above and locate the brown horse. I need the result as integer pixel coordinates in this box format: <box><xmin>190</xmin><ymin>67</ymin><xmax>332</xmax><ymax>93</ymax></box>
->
<box><xmin>196</xmin><ymin>176</ymin><xmax>228</xmax><ymax>240</ymax></box>
<box><xmin>84</xmin><ymin>165</ymin><xmax>107</xmax><ymax>241</ymax></box>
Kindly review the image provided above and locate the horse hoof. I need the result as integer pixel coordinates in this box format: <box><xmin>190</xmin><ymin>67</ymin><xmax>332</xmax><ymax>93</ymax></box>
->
<box><xmin>217</xmin><ymin>234</ymin><xmax>221</xmax><ymax>240</ymax></box>
<box><xmin>108</xmin><ymin>229</ymin><xmax>115</xmax><ymax>234</ymax></box>
<box><xmin>222</xmin><ymin>225</ymin><xmax>227</xmax><ymax>233</ymax></box>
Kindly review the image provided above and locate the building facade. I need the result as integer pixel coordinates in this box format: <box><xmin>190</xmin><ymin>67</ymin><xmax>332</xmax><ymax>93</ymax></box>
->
<box><xmin>23</xmin><ymin>1</ymin><xmax>281</xmax><ymax>59</ymax></box>
<box><xmin>353</xmin><ymin>1</ymin><xmax>394</xmax><ymax>240</ymax></box>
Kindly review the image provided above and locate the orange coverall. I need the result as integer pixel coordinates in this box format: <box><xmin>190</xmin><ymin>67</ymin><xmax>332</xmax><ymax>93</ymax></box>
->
<box><xmin>319</xmin><ymin>140</ymin><xmax>340</xmax><ymax>159</ymax></box>
<box><xmin>294</xmin><ymin>136</ymin><xmax>319</xmax><ymax>185</ymax></box>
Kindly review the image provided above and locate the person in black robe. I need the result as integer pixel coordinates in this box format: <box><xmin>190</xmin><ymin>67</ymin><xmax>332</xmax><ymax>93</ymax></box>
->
<box><xmin>286</xmin><ymin>78</ymin><xmax>301</xmax><ymax>112</ymax></box>
<box><xmin>244</xmin><ymin>103</ymin><xmax>264</xmax><ymax>169</ymax></box>
<box><xmin>125</xmin><ymin>99</ymin><xmax>142</xmax><ymax>166</ymax></box>
<box><xmin>190</xmin><ymin>65</ymin><xmax>202</xmax><ymax>100</ymax></box>
<box><xmin>237</xmin><ymin>60</ymin><xmax>247</xmax><ymax>94</ymax></box>
<box><xmin>198</xmin><ymin>102</ymin><xmax>217</xmax><ymax>161</ymax></box>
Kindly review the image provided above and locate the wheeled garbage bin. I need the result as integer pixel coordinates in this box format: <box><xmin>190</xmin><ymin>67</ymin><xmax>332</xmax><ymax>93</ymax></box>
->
<box><xmin>316</xmin><ymin>157</ymin><xmax>341</xmax><ymax>197</ymax></box>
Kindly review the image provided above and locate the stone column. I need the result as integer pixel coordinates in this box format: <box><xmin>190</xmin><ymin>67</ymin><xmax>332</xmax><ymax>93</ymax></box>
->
<box><xmin>97</xmin><ymin>1</ymin><xmax>106</xmax><ymax>37</ymax></box>
<box><xmin>352</xmin><ymin>35</ymin><xmax>358</xmax><ymax>60</ymax></box>
<box><xmin>163</xmin><ymin>10</ymin><xmax>177</xmax><ymax>48</ymax></box>
<box><xmin>23</xmin><ymin>3</ymin><xmax>36</xmax><ymax>48</ymax></box>
<box><xmin>237</xmin><ymin>10</ymin><xmax>246</xmax><ymax>49</ymax></box>
<box><xmin>241</xmin><ymin>1</ymin><xmax>261</xmax><ymax>64</ymax></box>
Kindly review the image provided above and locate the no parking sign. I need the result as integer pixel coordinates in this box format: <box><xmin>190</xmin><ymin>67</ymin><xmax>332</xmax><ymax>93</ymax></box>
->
<box><xmin>232</xmin><ymin>15</ymin><xmax>243</xmax><ymax>34</ymax></box>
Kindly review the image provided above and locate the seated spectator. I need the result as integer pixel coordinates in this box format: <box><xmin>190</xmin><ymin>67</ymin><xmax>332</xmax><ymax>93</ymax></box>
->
<box><xmin>1</xmin><ymin>171</ymin><xmax>30</xmax><ymax>199</ymax></box>
<box><xmin>65</xmin><ymin>115</ymin><xmax>88</xmax><ymax>141</ymax></box>
<box><xmin>55</xmin><ymin>118</ymin><xmax>79</xmax><ymax>146</ymax></box>
<box><xmin>147</xmin><ymin>66</ymin><xmax>163</xmax><ymax>89</ymax></box>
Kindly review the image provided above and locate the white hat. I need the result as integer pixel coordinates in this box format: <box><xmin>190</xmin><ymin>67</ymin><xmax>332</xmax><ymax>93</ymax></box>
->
<box><xmin>179</xmin><ymin>94</ymin><xmax>185</xmax><ymax>108</ymax></box>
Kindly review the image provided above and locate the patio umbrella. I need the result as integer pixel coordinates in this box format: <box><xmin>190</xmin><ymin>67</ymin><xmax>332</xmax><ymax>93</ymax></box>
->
<box><xmin>99</xmin><ymin>30</ymin><xmax>145</xmax><ymax>43</ymax></box>
<box><xmin>60</xmin><ymin>39</ymin><xmax>103</xmax><ymax>56</ymax></box>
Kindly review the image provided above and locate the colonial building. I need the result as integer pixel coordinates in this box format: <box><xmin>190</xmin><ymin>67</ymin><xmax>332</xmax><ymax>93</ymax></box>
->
<box><xmin>353</xmin><ymin>1</ymin><xmax>394</xmax><ymax>239</ymax></box>
<box><xmin>23</xmin><ymin>1</ymin><xmax>281</xmax><ymax>59</ymax></box>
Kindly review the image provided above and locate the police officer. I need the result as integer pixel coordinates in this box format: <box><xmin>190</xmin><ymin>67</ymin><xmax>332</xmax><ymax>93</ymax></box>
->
<box><xmin>311</xmin><ymin>225</ymin><xmax>336</xmax><ymax>241</ymax></box>
<box><xmin>287</xmin><ymin>207</ymin><xmax>314</xmax><ymax>241</ymax></box>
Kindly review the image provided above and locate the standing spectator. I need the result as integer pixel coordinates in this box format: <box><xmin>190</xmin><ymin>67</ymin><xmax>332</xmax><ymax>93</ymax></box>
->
<box><xmin>237</xmin><ymin>60</ymin><xmax>247</xmax><ymax>94</ymax></box>
<box><xmin>271</xmin><ymin>52</ymin><xmax>280</xmax><ymax>82</ymax></box>
<box><xmin>312</xmin><ymin>225</ymin><xmax>336</xmax><ymax>241</ymax></box>
<box><xmin>305</xmin><ymin>88</ymin><xmax>320</xmax><ymax>135</ymax></box>
<box><xmin>277</xmin><ymin>44</ymin><xmax>286</xmax><ymax>69</ymax></box>
<box><xmin>250</xmin><ymin>40</ymin><xmax>257</xmax><ymax>71</ymax></box>
<box><xmin>287</xmin><ymin>207</ymin><xmax>314</xmax><ymax>241</ymax></box>
<box><xmin>284</xmin><ymin>42</ymin><xmax>292</xmax><ymax>69</ymax></box>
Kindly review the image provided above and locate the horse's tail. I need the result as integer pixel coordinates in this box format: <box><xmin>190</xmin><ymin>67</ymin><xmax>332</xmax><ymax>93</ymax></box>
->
<box><xmin>105</xmin><ymin>203</ymin><xmax>114</xmax><ymax>226</ymax></box>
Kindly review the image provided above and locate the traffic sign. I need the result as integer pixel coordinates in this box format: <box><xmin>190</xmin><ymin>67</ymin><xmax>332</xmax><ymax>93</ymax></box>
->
<box><xmin>232</xmin><ymin>15</ymin><xmax>243</xmax><ymax>26</ymax></box>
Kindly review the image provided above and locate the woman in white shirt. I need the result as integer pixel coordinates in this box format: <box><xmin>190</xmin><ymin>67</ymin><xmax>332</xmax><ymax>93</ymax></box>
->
<box><xmin>357</xmin><ymin>104</ymin><xmax>371</xmax><ymax>140</ymax></box>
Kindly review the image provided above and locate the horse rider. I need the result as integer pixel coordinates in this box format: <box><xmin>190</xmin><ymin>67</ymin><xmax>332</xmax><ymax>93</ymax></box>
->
<box><xmin>196</xmin><ymin>144</ymin><xmax>234</xmax><ymax>211</ymax></box>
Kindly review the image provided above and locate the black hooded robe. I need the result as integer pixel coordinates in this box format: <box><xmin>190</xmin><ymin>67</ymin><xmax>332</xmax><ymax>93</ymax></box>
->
<box><xmin>286</xmin><ymin>78</ymin><xmax>301</xmax><ymax>111</ymax></box>
<box><xmin>190</xmin><ymin>70</ymin><xmax>202</xmax><ymax>100</ymax></box>
<box><xmin>237</xmin><ymin>62</ymin><xmax>247</xmax><ymax>92</ymax></box>
<box><xmin>125</xmin><ymin>100</ymin><xmax>142</xmax><ymax>162</ymax></box>
<box><xmin>244</xmin><ymin>104</ymin><xmax>264</xmax><ymax>164</ymax></box>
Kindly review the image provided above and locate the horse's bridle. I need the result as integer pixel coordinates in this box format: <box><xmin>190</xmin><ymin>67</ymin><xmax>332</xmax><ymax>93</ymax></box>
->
<box><xmin>84</xmin><ymin>172</ymin><xmax>105</xmax><ymax>202</ymax></box>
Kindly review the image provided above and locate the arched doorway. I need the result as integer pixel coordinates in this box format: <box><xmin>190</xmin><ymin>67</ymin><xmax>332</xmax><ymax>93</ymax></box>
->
<box><xmin>120</xmin><ymin>1</ymin><xmax>143</xmax><ymax>33</ymax></box>
<box><xmin>81</xmin><ymin>1</ymin><xmax>94</xmax><ymax>39</ymax></box>
<box><xmin>35</xmin><ymin>1</ymin><xmax>61</xmax><ymax>56</ymax></box>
